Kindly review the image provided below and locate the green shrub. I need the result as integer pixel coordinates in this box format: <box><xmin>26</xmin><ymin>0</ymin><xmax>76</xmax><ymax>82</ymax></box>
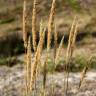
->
<box><xmin>64</xmin><ymin>0</ymin><xmax>80</xmax><ymax>11</ymax></box>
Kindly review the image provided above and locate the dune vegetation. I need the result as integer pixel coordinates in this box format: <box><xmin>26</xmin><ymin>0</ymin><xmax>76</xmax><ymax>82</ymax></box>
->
<box><xmin>0</xmin><ymin>0</ymin><xmax>96</xmax><ymax>96</ymax></box>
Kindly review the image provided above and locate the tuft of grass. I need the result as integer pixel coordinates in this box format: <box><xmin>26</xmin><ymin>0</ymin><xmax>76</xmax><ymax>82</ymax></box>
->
<box><xmin>0</xmin><ymin>56</ymin><xmax>22</xmax><ymax>67</ymax></box>
<box><xmin>41</xmin><ymin>54</ymin><xmax>96</xmax><ymax>73</ymax></box>
<box><xmin>73</xmin><ymin>55</ymin><xmax>88</xmax><ymax>70</ymax></box>
<box><xmin>78</xmin><ymin>55</ymin><xmax>96</xmax><ymax>91</ymax></box>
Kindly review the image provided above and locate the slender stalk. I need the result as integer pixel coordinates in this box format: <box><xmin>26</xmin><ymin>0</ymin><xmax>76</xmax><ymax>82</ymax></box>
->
<box><xmin>35</xmin><ymin>21</ymin><xmax>46</xmax><ymax>96</ymax></box>
<box><xmin>70</xmin><ymin>23</ymin><xmax>78</xmax><ymax>57</ymax></box>
<box><xmin>55</xmin><ymin>36</ymin><xmax>64</xmax><ymax>66</ymax></box>
<box><xmin>78</xmin><ymin>56</ymin><xmax>93</xmax><ymax>90</ymax></box>
<box><xmin>22</xmin><ymin>0</ymin><xmax>29</xmax><ymax>95</ymax></box>
<box><xmin>78</xmin><ymin>66</ymin><xmax>88</xmax><ymax>89</ymax></box>
<box><xmin>47</xmin><ymin>0</ymin><xmax>56</xmax><ymax>52</ymax></box>
<box><xmin>30</xmin><ymin>26</ymin><xmax>45</xmax><ymax>95</ymax></box>
<box><xmin>51</xmin><ymin>23</ymin><xmax>58</xmax><ymax>96</ymax></box>
<box><xmin>51</xmin><ymin>34</ymin><xmax>64</xmax><ymax>96</ymax></box>
<box><xmin>32</xmin><ymin>0</ymin><xmax>37</xmax><ymax>52</ymax></box>
<box><xmin>35</xmin><ymin>20</ymin><xmax>46</xmax><ymax>83</ymax></box>
<box><xmin>23</xmin><ymin>0</ymin><xmax>27</xmax><ymax>49</ymax></box>
<box><xmin>42</xmin><ymin>0</ymin><xmax>56</xmax><ymax>95</ymax></box>
<box><xmin>23</xmin><ymin>0</ymin><xmax>28</xmax><ymax>49</ymax></box>
<box><xmin>64</xmin><ymin>16</ymin><xmax>78</xmax><ymax>95</ymax></box>
<box><xmin>27</xmin><ymin>37</ymin><xmax>32</xmax><ymax>96</ymax></box>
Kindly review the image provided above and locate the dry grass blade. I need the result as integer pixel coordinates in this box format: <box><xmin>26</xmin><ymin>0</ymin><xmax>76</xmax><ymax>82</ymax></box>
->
<box><xmin>26</xmin><ymin>37</ymin><xmax>32</xmax><ymax>95</ymax></box>
<box><xmin>70</xmin><ymin>21</ymin><xmax>78</xmax><ymax>58</ymax></box>
<box><xmin>42</xmin><ymin>1</ymin><xmax>56</xmax><ymax>94</ymax></box>
<box><xmin>39</xmin><ymin>20</ymin><xmax>46</xmax><ymax>56</ymax></box>
<box><xmin>32</xmin><ymin>0</ymin><xmax>37</xmax><ymax>52</ymax></box>
<box><xmin>23</xmin><ymin>0</ymin><xmax>27</xmax><ymax>49</ymax></box>
<box><xmin>22</xmin><ymin>0</ymin><xmax>29</xmax><ymax>95</ymax></box>
<box><xmin>47</xmin><ymin>0</ymin><xmax>56</xmax><ymax>52</ymax></box>
<box><xmin>64</xmin><ymin>16</ymin><xmax>78</xmax><ymax>95</ymax></box>
<box><xmin>78</xmin><ymin>66</ymin><xmax>88</xmax><ymax>89</ymax></box>
<box><xmin>33</xmin><ymin>20</ymin><xmax>46</xmax><ymax>95</ymax></box>
<box><xmin>55</xmin><ymin>36</ymin><xmax>64</xmax><ymax>66</ymax></box>
<box><xmin>36</xmin><ymin>20</ymin><xmax>46</xmax><ymax>77</ymax></box>
<box><xmin>30</xmin><ymin>47</ymin><xmax>39</xmax><ymax>95</ymax></box>
<box><xmin>51</xmin><ymin>35</ymin><xmax>64</xmax><ymax>96</ymax></box>
<box><xmin>50</xmin><ymin>23</ymin><xmax>58</xmax><ymax>96</ymax></box>
<box><xmin>66</xmin><ymin>16</ymin><xmax>77</xmax><ymax>62</ymax></box>
<box><xmin>35</xmin><ymin>20</ymin><xmax>46</xmax><ymax>84</ymax></box>
<box><xmin>54</xmin><ymin>23</ymin><xmax>58</xmax><ymax>59</ymax></box>
<box><xmin>23</xmin><ymin>36</ymin><xmax>32</xmax><ymax>96</ymax></box>
<box><xmin>78</xmin><ymin>56</ymin><xmax>94</xmax><ymax>90</ymax></box>
<box><xmin>30</xmin><ymin>26</ymin><xmax>45</xmax><ymax>94</ymax></box>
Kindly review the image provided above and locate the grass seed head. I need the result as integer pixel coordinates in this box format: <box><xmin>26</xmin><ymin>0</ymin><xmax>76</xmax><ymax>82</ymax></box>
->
<box><xmin>32</xmin><ymin>0</ymin><xmax>37</xmax><ymax>52</ymax></box>
<box><xmin>23</xmin><ymin>0</ymin><xmax>28</xmax><ymax>49</ymax></box>
<box><xmin>47</xmin><ymin>0</ymin><xmax>56</xmax><ymax>52</ymax></box>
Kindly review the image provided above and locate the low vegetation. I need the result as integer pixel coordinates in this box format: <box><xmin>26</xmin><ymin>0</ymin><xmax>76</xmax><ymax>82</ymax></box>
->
<box><xmin>21</xmin><ymin>0</ymin><xmax>96</xmax><ymax>96</ymax></box>
<box><xmin>0</xmin><ymin>0</ymin><xmax>96</xmax><ymax>96</ymax></box>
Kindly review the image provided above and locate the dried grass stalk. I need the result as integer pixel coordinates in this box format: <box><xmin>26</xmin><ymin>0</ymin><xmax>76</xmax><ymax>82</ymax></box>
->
<box><xmin>32</xmin><ymin>0</ymin><xmax>37</xmax><ymax>52</ymax></box>
<box><xmin>66</xmin><ymin>17</ymin><xmax>77</xmax><ymax>63</ymax></box>
<box><xmin>64</xmin><ymin>16</ymin><xmax>78</xmax><ymax>95</ymax></box>
<box><xmin>22</xmin><ymin>0</ymin><xmax>29</xmax><ymax>95</ymax></box>
<box><xmin>23</xmin><ymin>36</ymin><xmax>32</xmax><ymax>96</ymax></box>
<box><xmin>42</xmin><ymin>1</ymin><xmax>56</xmax><ymax>94</ymax></box>
<box><xmin>39</xmin><ymin>20</ymin><xmax>46</xmax><ymax>57</ymax></box>
<box><xmin>78</xmin><ymin>66</ymin><xmax>88</xmax><ymax>89</ymax></box>
<box><xmin>26</xmin><ymin>37</ymin><xmax>32</xmax><ymax>95</ymax></box>
<box><xmin>51</xmin><ymin>35</ymin><xmax>64</xmax><ymax>96</ymax></box>
<box><xmin>23</xmin><ymin>0</ymin><xmax>27</xmax><ymax>49</ymax></box>
<box><xmin>55</xmin><ymin>36</ymin><xmax>64</xmax><ymax>65</ymax></box>
<box><xmin>70</xmin><ymin>23</ymin><xmax>78</xmax><ymax>57</ymax></box>
<box><xmin>36</xmin><ymin>20</ymin><xmax>46</xmax><ymax>76</ymax></box>
<box><xmin>78</xmin><ymin>56</ymin><xmax>93</xmax><ymax>90</ymax></box>
<box><xmin>35</xmin><ymin>21</ymin><xmax>46</xmax><ymax>83</ymax></box>
<box><xmin>47</xmin><ymin>0</ymin><xmax>56</xmax><ymax>52</ymax></box>
<box><xmin>30</xmin><ymin>26</ymin><xmax>45</xmax><ymax>92</ymax></box>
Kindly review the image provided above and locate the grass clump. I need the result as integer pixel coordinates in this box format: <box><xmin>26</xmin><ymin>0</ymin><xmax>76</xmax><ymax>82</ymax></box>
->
<box><xmin>0</xmin><ymin>56</ymin><xmax>22</xmax><ymax>67</ymax></box>
<box><xmin>72</xmin><ymin>54</ymin><xmax>88</xmax><ymax>71</ymax></box>
<box><xmin>21</xmin><ymin>0</ymin><xmax>95</xmax><ymax>96</ymax></box>
<box><xmin>42</xmin><ymin>54</ymin><xmax>96</xmax><ymax>73</ymax></box>
<box><xmin>0</xmin><ymin>57</ymin><xmax>7</xmax><ymax>65</ymax></box>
